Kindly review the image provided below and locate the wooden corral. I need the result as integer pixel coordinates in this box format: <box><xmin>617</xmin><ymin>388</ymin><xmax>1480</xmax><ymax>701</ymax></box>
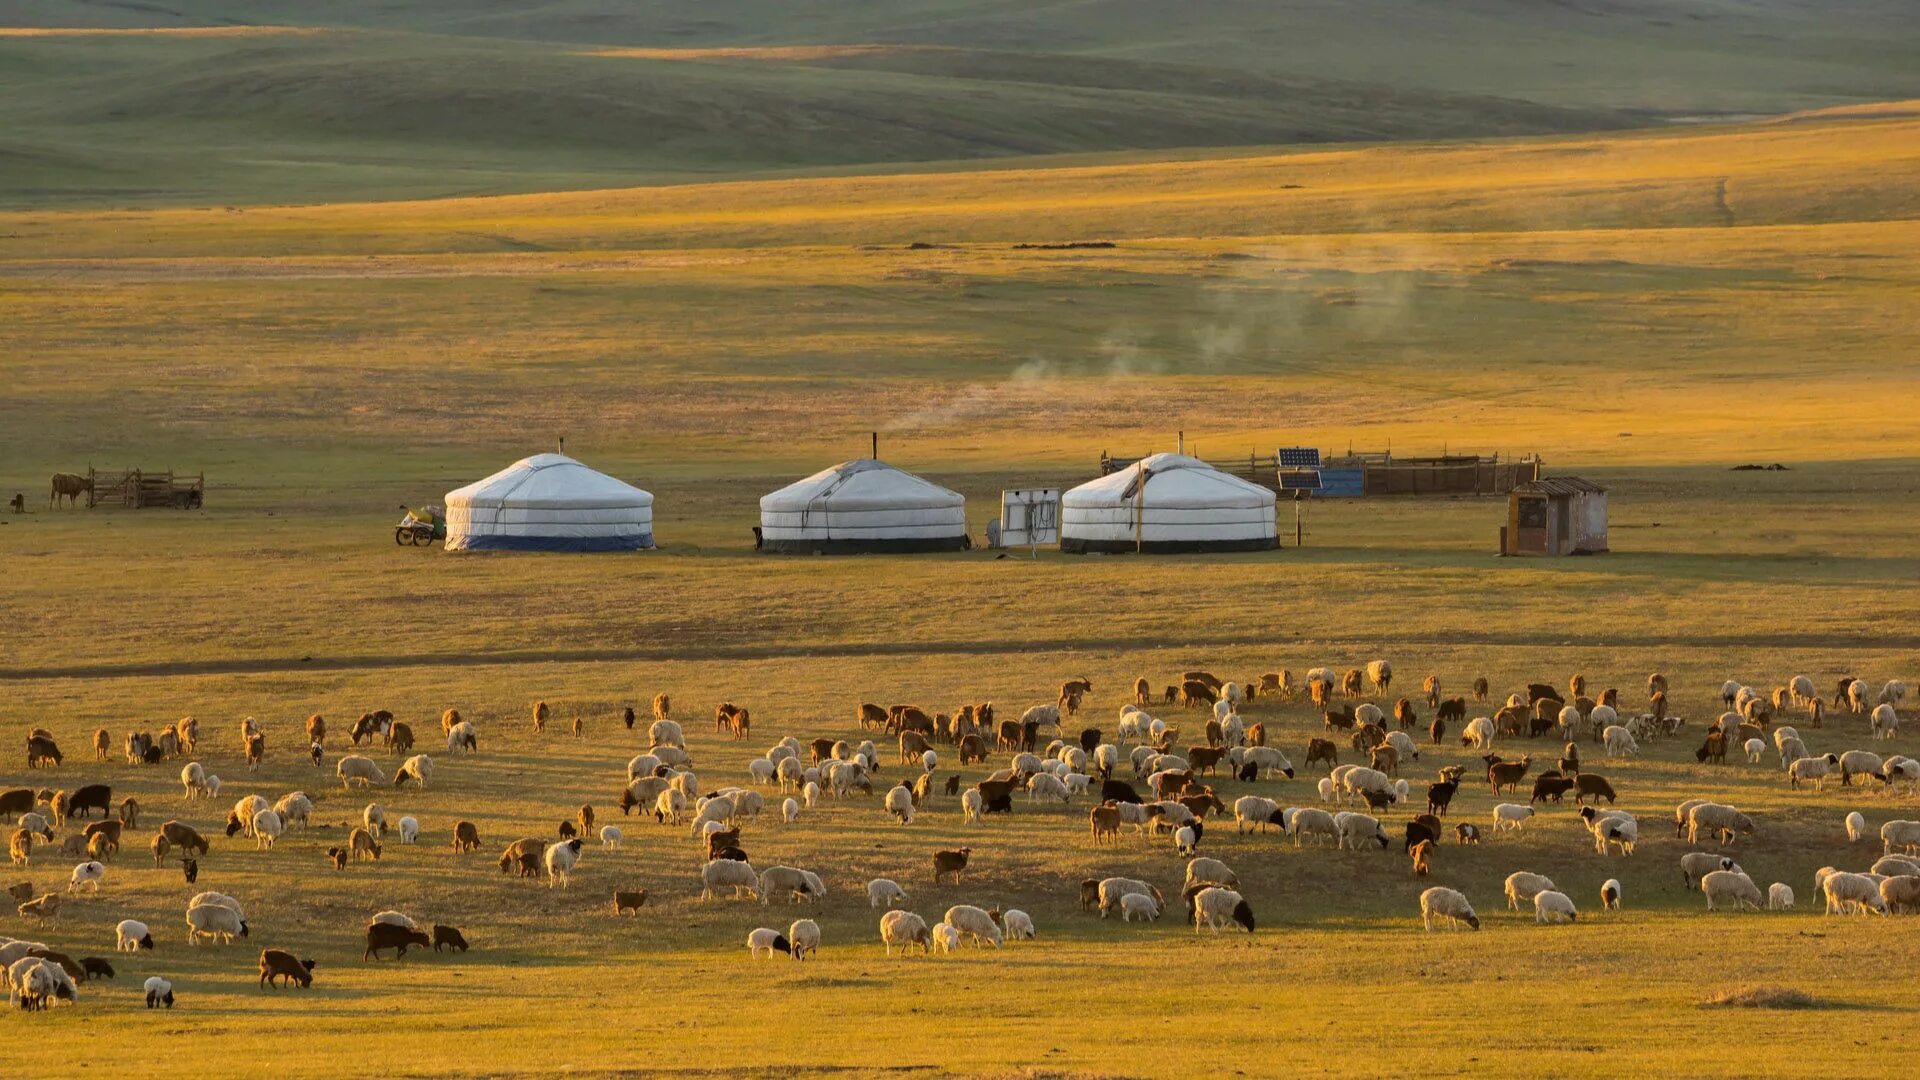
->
<box><xmin>1098</xmin><ymin>448</ymin><xmax>1538</xmax><ymax>497</ymax></box>
<box><xmin>1503</xmin><ymin>476</ymin><xmax>1608</xmax><ymax>556</ymax></box>
<box><xmin>88</xmin><ymin>467</ymin><xmax>204</xmax><ymax>509</ymax></box>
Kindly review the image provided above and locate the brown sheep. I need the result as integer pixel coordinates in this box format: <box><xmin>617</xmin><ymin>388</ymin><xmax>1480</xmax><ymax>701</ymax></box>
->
<box><xmin>6</xmin><ymin>880</ymin><xmax>31</xmax><ymax>903</ymax></box>
<box><xmin>652</xmin><ymin>693</ymin><xmax>671</xmax><ymax>725</ymax></box>
<box><xmin>1133</xmin><ymin>677</ymin><xmax>1152</xmax><ymax>705</ymax></box>
<box><xmin>86</xmin><ymin>832</ymin><xmax>116</xmax><ymax>861</ymax></box>
<box><xmin>1569</xmin><ymin>674</ymin><xmax>1587</xmax><ymax>700</ymax></box>
<box><xmin>1178</xmin><ymin>788</ymin><xmax>1227</xmax><ymax>820</ymax></box>
<box><xmin>1183</xmin><ymin>671</ymin><xmax>1223</xmax><ymax>691</ymax></box>
<box><xmin>1188</xmin><ymin>747</ymin><xmax>1228</xmax><ymax>776</ymax></box>
<box><xmin>9</xmin><ymin>829</ymin><xmax>31</xmax><ymax>867</ymax></box>
<box><xmin>1309</xmin><ymin>679</ymin><xmax>1332</xmax><ymax>707</ymax></box>
<box><xmin>386</xmin><ymin>722</ymin><xmax>415</xmax><ymax>755</ymax></box>
<box><xmin>1370</xmin><ymin>745</ymin><xmax>1399</xmax><ymax>776</ymax></box>
<box><xmin>92</xmin><ymin>729</ymin><xmax>110</xmax><ymax>762</ymax></box>
<box><xmin>727</xmin><ymin>708</ymin><xmax>750</xmax><ymax>741</ymax></box>
<box><xmin>364</xmin><ymin>922</ymin><xmax>431</xmax><ymax>960</ymax></box>
<box><xmin>498</xmin><ymin>837</ymin><xmax>545</xmax><ymax>877</ymax></box>
<box><xmin>1394</xmin><ymin>699</ymin><xmax>1418</xmax><ymax>730</ymax></box>
<box><xmin>578</xmin><ymin>804</ymin><xmax>596</xmax><ymax>836</ymax></box>
<box><xmin>613</xmin><ymin>889</ymin><xmax>650</xmax><ymax>916</ymax></box>
<box><xmin>325</xmin><ymin>847</ymin><xmax>348</xmax><ymax>870</ymax></box>
<box><xmin>307</xmin><ymin>714</ymin><xmax>327</xmax><ymax>746</ymax></box>
<box><xmin>1163</xmin><ymin>686</ymin><xmax>1179</xmax><ymax>704</ymax></box>
<box><xmin>857</xmin><ymin>703</ymin><xmax>889</xmax><ymax>730</ymax></box>
<box><xmin>899</xmin><ymin>732</ymin><xmax>932</xmax><ymax>762</ymax></box>
<box><xmin>1487</xmin><ymin>754</ymin><xmax>1533</xmax><ymax>793</ymax></box>
<box><xmin>531</xmin><ymin>701</ymin><xmax>550</xmax><ymax>732</ymax></box>
<box><xmin>439</xmin><ymin>709</ymin><xmax>461</xmax><ymax>736</ymax></box>
<box><xmin>18</xmin><ymin>892</ymin><xmax>61</xmax><ymax>919</ymax></box>
<box><xmin>957</xmin><ymin>735</ymin><xmax>988</xmax><ymax>765</ymax></box>
<box><xmin>245</xmin><ymin>733</ymin><xmax>265</xmax><ymax>772</ymax></box>
<box><xmin>1422</xmin><ymin>676</ymin><xmax>1441</xmax><ymax>708</ymax></box>
<box><xmin>1179</xmin><ymin>680</ymin><xmax>1219</xmax><ymax>709</ymax></box>
<box><xmin>1060</xmin><ymin>677</ymin><xmax>1093</xmax><ymax>700</ymax></box>
<box><xmin>1341</xmin><ymin>669</ymin><xmax>1364</xmax><ymax>698</ymax></box>
<box><xmin>158</xmin><ymin>821</ymin><xmax>209</xmax><ymax>857</ymax></box>
<box><xmin>1247</xmin><ymin>722</ymin><xmax>1266</xmax><ymax>747</ymax></box>
<box><xmin>1410</xmin><ymin>839</ymin><xmax>1434</xmax><ymax>877</ymax></box>
<box><xmin>348</xmin><ymin>826</ymin><xmax>381</xmax><ymax>861</ymax></box>
<box><xmin>1089</xmin><ymin>803</ymin><xmax>1121</xmax><ymax>845</ymax></box>
<box><xmin>1305</xmin><ymin>738</ymin><xmax>1338</xmax><ymax>770</ymax></box>
<box><xmin>258</xmin><ymin>949</ymin><xmax>315</xmax><ymax>989</ymax></box>
<box><xmin>703</xmin><ymin>827</ymin><xmax>741</xmax><ymax>860</ymax></box>
<box><xmin>933</xmin><ymin>847</ymin><xmax>971</xmax><ymax>884</ymax></box>
<box><xmin>452</xmin><ymin>821</ymin><xmax>481</xmax><ymax>852</ymax></box>
<box><xmin>119</xmin><ymin>797</ymin><xmax>139</xmax><ymax>829</ymax></box>
<box><xmin>714</xmin><ymin>702</ymin><xmax>743</xmax><ymax>733</ymax></box>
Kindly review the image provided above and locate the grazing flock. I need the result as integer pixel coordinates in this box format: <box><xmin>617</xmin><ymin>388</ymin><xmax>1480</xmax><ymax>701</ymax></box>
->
<box><xmin>5</xmin><ymin>667</ymin><xmax>1917</xmax><ymax>1009</ymax></box>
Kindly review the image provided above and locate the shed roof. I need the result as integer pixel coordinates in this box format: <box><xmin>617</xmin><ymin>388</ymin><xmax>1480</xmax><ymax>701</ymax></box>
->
<box><xmin>1512</xmin><ymin>476</ymin><xmax>1606</xmax><ymax>496</ymax></box>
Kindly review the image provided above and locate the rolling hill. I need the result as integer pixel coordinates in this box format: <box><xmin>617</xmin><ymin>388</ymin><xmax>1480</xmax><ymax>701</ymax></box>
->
<box><xmin>4</xmin><ymin>1</ymin><xmax>1920</xmax><ymax>207</ymax></box>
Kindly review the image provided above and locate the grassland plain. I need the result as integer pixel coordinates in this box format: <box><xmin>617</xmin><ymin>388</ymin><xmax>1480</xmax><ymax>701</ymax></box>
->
<box><xmin>1</xmin><ymin>106</ymin><xmax>1919</xmax><ymax>1075</ymax></box>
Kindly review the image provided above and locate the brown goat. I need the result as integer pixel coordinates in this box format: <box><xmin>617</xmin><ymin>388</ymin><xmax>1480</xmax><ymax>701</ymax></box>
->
<box><xmin>1089</xmin><ymin>803</ymin><xmax>1120</xmax><ymax>845</ymax></box>
<box><xmin>531</xmin><ymin>701</ymin><xmax>550</xmax><ymax>732</ymax></box>
<box><xmin>933</xmin><ymin>847</ymin><xmax>971</xmax><ymax>884</ymax></box>
<box><xmin>613</xmin><ymin>889</ymin><xmax>650</xmax><ymax>915</ymax></box>
<box><xmin>452</xmin><ymin>821</ymin><xmax>481</xmax><ymax>852</ymax></box>
<box><xmin>1410</xmin><ymin>839</ymin><xmax>1434</xmax><ymax>877</ymax></box>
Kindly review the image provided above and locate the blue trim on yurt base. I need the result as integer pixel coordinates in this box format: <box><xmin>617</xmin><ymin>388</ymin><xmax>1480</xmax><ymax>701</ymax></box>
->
<box><xmin>759</xmin><ymin>536</ymin><xmax>968</xmax><ymax>555</ymax></box>
<box><xmin>448</xmin><ymin>534</ymin><xmax>654</xmax><ymax>552</ymax></box>
<box><xmin>1060</xmin><ymin>536</ymin><xmax>1279</xmax><ymax>554</ymax></box>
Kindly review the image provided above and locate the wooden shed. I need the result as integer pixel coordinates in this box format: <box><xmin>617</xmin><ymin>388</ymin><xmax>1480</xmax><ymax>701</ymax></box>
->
<box><xmin>1503</xmin><ymin>477</ymin><xmax>1607</xmax><ymax>556</ymax></box>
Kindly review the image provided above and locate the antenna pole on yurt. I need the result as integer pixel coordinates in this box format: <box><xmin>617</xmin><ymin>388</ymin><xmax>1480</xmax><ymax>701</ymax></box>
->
<box><xmin>871</xmin><ymin>432</ymin><xmax>878</xmax><ymax>459</ymax></box>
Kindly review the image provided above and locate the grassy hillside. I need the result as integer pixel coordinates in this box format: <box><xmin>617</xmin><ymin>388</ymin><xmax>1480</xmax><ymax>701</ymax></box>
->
<box><xmin>4</xmin><ymin>1</ymin><xmax>1920</xmax><ymax>206</ymax></box>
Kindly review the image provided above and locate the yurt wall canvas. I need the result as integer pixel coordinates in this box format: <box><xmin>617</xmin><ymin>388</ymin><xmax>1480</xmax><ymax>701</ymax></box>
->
<box><xmin>1060</xmin><ymin>453</ymin><xmax>1276</xmax><ymax>554</ymax></box>
<box><xmin>759</xmin><ymin>459</ymin><xmax>966</xmax><ymax>554</ymax></box>
<box><xmin>444</xmin><ymin>453</ymin><xmax>654</xmax><ymax>552</ymax></box>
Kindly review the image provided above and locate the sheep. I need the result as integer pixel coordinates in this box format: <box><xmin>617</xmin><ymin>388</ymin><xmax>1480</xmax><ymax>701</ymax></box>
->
<box><xmin>1839</xmin><ymin>749</ymin><xmax>1885</xmax><ymax>786</ymax></box>
<box><xmin>1601</xmin><ymin>878</ymin><xmax>1622</xmax><ymax>911</ymax></box>
<box><xmin>1492</xmin><ymin>803</ymin><xmax>1533</xmax><ymax>833</ymax></box>
<box><xmin>960</xmin><ymin>788</ymin><xmax>984</xmax><ymax>824</ymax></box>
<box><xmin>700</xmin><ymin>858</ymin><xmax>760</xmax><ymax>901</ymax></box>
<box><xmin>942</xmin><ymin>904</ymin><xmax>1004</xmax><ymax>946</ymax></box>
<box><xmin>1461</xmin><ymin>717</ymin><xmax>1494</xmax><ymax>750</ymax></box>
<box><xmin>336</xmin><ymin>755</ymin><xmax>386</xmax><ymax>788</ymax></box>
<box><xmin>1234</xmin><ymin>796</ymin><xmax>1280</xmax><ymax>834</ymax></box>
<box><xmin>250</xmin><ymin>810</ymin><xmax>285</xmax><ymax>850</ymax></box>
<box><xmin>1701</xmin><ymin>870</ymin><xmax>1764</xmax><ymax>912</ymax></box>
<box><xmin>180</xmin><ymin>762</ymin><xmax>209</xmax><ymax>799</ymax></box>
<box><xmin>1687</xmin><ymin>803</ymin><xmax>1756</xmax><ymax>845</ymax></box>
<box><xmin>997</xmin><ymin>908</ymin><xmax>1036</xmax><ymax>941</ymax></box>
<box><xmin>348</xmin><ymin>826</ymin><xmax>381</xmax><ymax>861</ymax></box>
<box><xmin>654</xmin><ymin>788</ymin><xmax>689</xmax><ymax>825</ymax></box>
<box><xmin>544</xmin><ymin>839</ymin><xmax>584</xmax><ymax>888</ymax></box>
<box><xmin>1743</xmin><ymin>738</ymin><xmax>1766</xmax><ymax>764</ymax></box>
<box><xmin>1879</xmin><ymin>820</ymin><xmax>1920</xmax><ymax>855</ymax></box>
<box><xmin>1504</xmin><ymin>872</ymin><xmax>1557</xmax><ymax>911</ymax></box>
<box><xmin>393</xmin><ymin>754</ymin><xmax>433</xmax><ymax>788</ymax></box>
<box><xmin>1457</xmin><ymin>822</ymin><xmax>1483</xmax><ymax>845</ymax></box>
<box><xmin>1097</xmin><ymin>877</ymin><xmax>1164</xmax><ymax>919</ymax></box>
<box><xmin>884</xmin><ymin>784</ymin><xmax>916</xmax><ymax>824</ymax></box>
<box><xmin>363</xmin><ymin>803</ymin><xmax>388</xmax><ymax>838</ymax></box>
<box><xmin>1871</xmin><ymin>704</ymin><xmax>1901</xmax><ymax>740</ymax></box>
<box><xmin>1533</xmin><ymin>890</ymin><xmax>1577</xmax><ymax>924</ymax></box>
<box><xmin>931</xmin><ymin>922</ymin><xmax>961</xmax><ymax>954</ymax></box>
<box><xmin>784</xmin><ymin>918</ymin><xmax>821</xmax><ymax>961</ymax></box>
<box><xmin>1290</xmin><ymin>808</ymin><xmax>1339</xmax><ymax>847</ymax></box>
<box><xmin>184</xmin><ymin>902</ymin><xmax>249</xmax><ymax>945</ymax></box>
<box><xmin>1681</xmin><ymin>852</ymin><xmax>1740</xmax><ymax>887</ymax></box>
<box><xmin>758</xmin><ymin>865</ymin><xmax>821</xmax><ymax>905</ymax></box>
<box><xmin>1336</xmin><ymin>812</ymin><xmax>1388</xmax><ymax>851</ymax></box>
<box><xmin>1768</xmin><ymin>883</ymin><xmax>1795</xmax><ymax>910</ymax></box>
<box><xmin>1174</xmin><ymin>824</ymin><xmax>1200</xmax><ymax>856</ymax></box>
<box><xmin>272</xmin><ymin>792</ymin><xmax>312</xmax><ymax>830</ymax></box>
<box><xmin>143</xmin><ymin>975</ymin><xmax>174</xmax><ymax>1009</ymax></box>
<box><xmin>68</xmin><ymin>861</ymin><xmax>105</xmax><ymax>894</ymax></box>
<box><xmin>445</xmin><ymin>721</ymin><xmax>477</xmax><ymax>754</ymax></box>
<box><xmin>1871</xmin><ymin>855</ymin><xmax>1920</xmax><ymax>878</ymax></box>
<box><xmin>871</xmin><ymin>909</ymin><xmax>930</xmax><ymax>958</ymax></box>
<box><xmin>1316</xmin><ymin>778</ymin><xmax>1336</xmax><ymax>803</ymax></box>
<box><xmin>745</xmin><ymin>927</ymin><xmax>791</xmax><ymax>959</ymax></box>
<box><xmin>1787</xmin><ymin>754</ymin><xmax>1840</xmax><ymax>791</ymax></box>
<box><xmin>1880</xmin><ymin>875</ymin><xmax>1920</xmax><ymax>914</ymax></box>
<box><xmin>116</xmin><ymin>919</ymin><xmax>154</xmax><ymax>952</ymax></box>
<box><xmin>863</xmin><ymin>877</ymin><xmax>910</xmax><ymax>909</ymax></box>
<box><xmin>1822</xmin><ymin>870</ymin><xmax>1887</xmax><ymax>915</ymax></box>
<box><xmin>1420</xmin><ymin>886</ymin><xmax>1479</xmax><ymax>931</ymax></box>
<box><xmin>1118</xmin><ymin>892</ymin><xmax>1160</xmax><ymax>922</ymax></box>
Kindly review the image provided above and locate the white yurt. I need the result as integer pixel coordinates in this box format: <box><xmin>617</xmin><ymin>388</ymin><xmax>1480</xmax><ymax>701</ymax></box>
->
<box><xmin>1060</xmin><ymin>453</ymin><xmax>1276</xmax><ymax>553</ymax></box>
<box><xmin>443</xmin><ymin>453</ymin><xmax>654</xmax><ymax>552</ymax></box>
<box><xmin>759</xmin><ymin>459</ymin><xmax>967</xmax><ymax>553</ymax></box>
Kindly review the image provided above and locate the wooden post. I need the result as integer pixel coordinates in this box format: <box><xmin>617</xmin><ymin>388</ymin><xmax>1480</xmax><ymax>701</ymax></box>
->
<box><xmin>871</xmin><ymin>432</ymin><xmax>878</xmax><ymax>460</ymax></box>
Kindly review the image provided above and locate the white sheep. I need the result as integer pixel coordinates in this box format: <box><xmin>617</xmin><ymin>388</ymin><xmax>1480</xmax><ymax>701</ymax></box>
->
<box><xmin>781</xmin><ymin>797</ymin><xmax>799</xmax><ymax>824</ymax></box>
<box><xmin>960</xmin><ymin>789</ymin><xmax>984</xmax><ymax>824</ymax></box>
<box><xmin>884</xmin><ymin>785</ymin><xmax>916</xmax><ymax>824</ymax></box>
<box><xmin>1185</xmin><ymin>857</ymin><xmax>1237</xmax><ymax>890</ymax></box>
<box><xmin>1233</xmin><ymin>796</ymin><xmax>1280</xmax><ymax>834</ymax></box>
<box><xmin>1290</xmin><ymin>807</ymin><xmax>1338</xmax><ymax>847</ymax></box>
<box><xmin>188</xmin><ymin>891</ymin><xmax>243</xmax><ymax>916</ymax></box>
<box><xmin>116</xmin><ymin>919</ymin><xmax>154</xmax><ymax>951</ymax></box>
<box><xmin>653</xmin><ymin>788</ymin><xmax>689</xmax><ymax>825</ymax></box>
<box><xmin>231</xmin><ymin>794</ymin><xmax>270</xmax><ymax>836</ymax></box>
<box><xmin>1839</xmin><ymin>749</ymin><xmax>1885</xmax><ymax>785</ymax></box>
<box><xmin>599</xmin><ymin>825</ymin><xmax>622</xmax><ymax>849</ymax></box>
<box><xmin>1846</xmin><ymin>811</ymin><xmax>1867</xmax><ymax>842</ymax></box>
<box><xmin>931</xmin><ymin>922</ymin><xmax>961</xmax><ymax>955</ymax></box>
<box><xmin>1315</xmin><ymin>778</ymin><xmax>1337</xmax><ymax>803</ymax></box>
<box><xmin>394</xmin><ymin>754</ymin><xmax>433</xmax><ymax>788</ymax></box>
<box><xmin>1821</xmin><ymin>871</ymin><xmax>1887</xmax><ymax>915</ymax></box>
<box><xmin>1881</xmin><ymin>820</ymin><xmax>1920</xmax><ymax>855</ymax></box>
<box><xmin>336</xmin><ymin>755</ymin><xmax>385</xmax><ymax>788</ymax></box>
<box><xmin>1336</xmin><ymin>813</ymin><xmax>1387</xmax><ymax>851</ymax></box>
<box><xmin>1701</xmin><ymin>869</ymin><xmax>1763</xmax><ymax>912</ymax></box>
<box><xmin>1787</xmin><ymin>754</ymin><xmax>1840</xmax><ymax>790</ymax></box>
<box><xmin>363</xmin><ymin>803</ymin><xmax>387</xmax><ymax>838</ymax></box>
<box><xmin>1680</xmin><ymin>852</ymin><xmax>1739</xmax><ymax>887</ymax></box>
<box><xmin>1604</xmin><ymin>725</ymin><xmax>1639</xmax><ymax>758</ymax></box>
<box><xmin>879</xmin><ymin>910</ymin><xmax>930</xmax><ymax>956</ymax></box>
<box><xmin>1118</xmin><ymin>892</ymin><xmax>1160</xmax><ymax>922</ymax></box>
<box><xmin>250</xmin><ymin>810</ymin><xmax>284</xmax><ymax>850</ymax></box>
<box><xmin>1097</xmin><ymin>877</ymin><xmax>1163</xmax><ymax>919</ymax></box>
<box><xmin>1775</xmin><ymin>736</ymin><xmax>1809</xmax><ymax>768</ymax></box>
<box><xmin>700</xmin><ymin>858</ymin><xmax>760</xmax><ymax>901</ymax></box>
<box><xmin>1026</xmin><ymin>773</ymin><xmax>1069</xmax><ymax>804</ymax></box>
<box><xmin>788</xmin><ymin>918</ymin><xmax>820</xmax><ymax>961</ymax></box>
<box><xmin>1883</xmin><ymin>680</ymin><xmax>1911</xmax><ymax>707</ymax></box>
<box><xmin>1743</xmin><ymin>738</ymin><xmax>1766</xmax><ymax>764</ymax></box>
<box><xmin>1871</xmin><ymin>704</ymin><xmax>1901</xmax><ymax>740</ymax></box>
<box><xmin>757</xmin><ymin>865</ymin><xmax>819</xmax><ymax>905</ymax></box>
<box><xmin>1192</xmin><ymin>887</ymin><xmax>1254</xmax><ymax>933</ymax></box>
<box><xmin>180</xmin><ymin>762</ymin><xmax>209</xmax><ymax>799</ymax></box>
<box><xmin>1687</xmin><ymin>803</ymin><xmax>1755</xmax><ymax>845</ymax></box>
<box><xmin>945</xmin><ymin>904</ymin><xmax>1004</xmax><ymax>946</ymax></box>
<box><xmin>1492</xmin><ymin>803</ymin><xmax>1533</xmax><ymax>833</ymax></box>
<box><xmin>627</xmin><ymin>754</ymin><xmax>662</xmax><ymax>781</ymax></box>
<box><xmin>688</xmin><ymin>795</ymin><xmax>735</xmax><ymax>836</ymax></box>
<box><xmin>1462</xmin><ymin>717</ymin><xmax>1494</xmax><ymax>750</ymax></box>
<box><xmin>370</xmin><ymin>910</ymin><xmax>418</xmax><ymax>930</ymax></box>
<box><xmin>649</xmin><ymin>719</ymin><xmax>685</xmax><ymax>750</ymax></box>
<box><xmin>1601</xmin><ymin>878</ymin><xmax>1621</xmax><ymax>910</ymax></box>
<box><xmin>1504</xmin><ymin>872</ymin><xmax>1557</xmax><ymax>910</ymax></box>
<box><xmin>272</xmin><ymin>792</ymin><xmax>312</xmax><ymax>829</ymax></box>
<box><xmin>445</xmin><ymin>721</ymin><xmax>477</xmax><ymax>754</ymax></box>
<box><xmin>1533</xmin><ymin>890</ymin><xmax>1577</xmax><ymax>924</ymax></box>
<box><xmin>543</xmin><ymin>839</ymin><xmax>584</xmax><ymax>888</ymax></box>
<box><xmin>866</xmin><ymin>878</ymin><xmax>908</xmax><ymax>908</ymax></box>
<box><xmin>1870</xmin><ymin>855</ymin><xmax>1920</xmax><ymax>877</ymax></box>
<box><xmin>184</xmin><ymin>902</ymin><xmax>247</xmax><ymax>945</ymax></box>
<box><xmin>1355</xmin><ymin>703</ymin><xmax>1383</xmax><ymax>728</ymax></box>
<box><xmin>1173</xmin><ymin>824</ymin><xmax>1199</xmax><ymax>856</ymax></box>
<box><xmin>922</xmin><ymin>750</ymin><xmax>938</xmax><ymax>773</ymax></box>
<box><xmin>1419</xmin><ymin>886</ymin><xmax>1479</xmax><ymax>931</ymax></box>
<box><xmin>68</xmin><ymin>860</ymin><xmax>106</xmax><ymax>894</ymax></box>
<box><xmin>802</xmin><ymin>781</ymin><xmax>820</xmax><ymax>809</ymax></box>
<box><xmin>1000</xmin><ymin>908</ymin><xmax>1036</xmax><ymax>940</ymax></box>
<box><xmin>1768</xmin><ymin>883</ymin><xmax>1795</xmax><ymax>910</ymax></box>
<box><xmin>745</xmin><ymin>927</ymin><xmax>791</xmax><ymax>959</ymax></box>
<box><xmin>143</xmin><ymin>974</ymin><xmax>174</xmax><ymax>1009</ymax></box>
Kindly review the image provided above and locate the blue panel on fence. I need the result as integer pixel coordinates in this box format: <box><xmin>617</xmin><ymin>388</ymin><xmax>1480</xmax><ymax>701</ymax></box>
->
<box><xmin>1312</xmin><ymin>468</ymin><xmax>1365</xmax><ymax>497</ymax></box>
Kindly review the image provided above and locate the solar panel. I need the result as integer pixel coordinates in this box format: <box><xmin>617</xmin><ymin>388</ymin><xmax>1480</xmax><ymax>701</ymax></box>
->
<box><xmin>1279</xmin><ymin>471</ymin><xmax>1323</xmax><ymax>490</ymax></box>
<box><xmin>1278</xmin><ymin>447</ymin><xmax>1322</xmax><ymax>468</ymax></box>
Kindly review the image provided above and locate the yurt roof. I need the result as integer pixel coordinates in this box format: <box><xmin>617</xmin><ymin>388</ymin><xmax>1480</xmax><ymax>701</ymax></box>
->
<box><xmin>760</xmin><ymin>459</ymin><xmax>962</xmax><ymax>513</ymax></box>
<box><xmin>446</xmin><ymin>453</ymin><xmax>653</xmax><ymax>509</ymax></box>
<box><xmin>1063</xmin><ymin>453</ymin><xmax>1273</xmax><ymax>509</ymax></box>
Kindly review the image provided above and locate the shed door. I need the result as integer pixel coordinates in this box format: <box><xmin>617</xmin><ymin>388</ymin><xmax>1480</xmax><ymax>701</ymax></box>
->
<box><xmin>1554</xmin><ymin>496</ymin><xmax>1571</xmax><ymax>554</ymax></box>
<box><xmin>1514</xmin><ymin>496</ymin><xmax>1548</xmax><ymax>554</ymax></box>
